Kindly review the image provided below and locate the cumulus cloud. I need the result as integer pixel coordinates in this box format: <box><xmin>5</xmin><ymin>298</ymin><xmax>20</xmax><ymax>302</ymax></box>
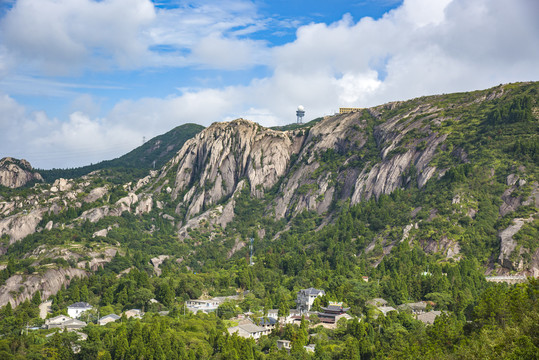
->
<box><xmin>0</xmin><ymin>0</ymin><xmax>156</xmax><ymax>74</ymax></box>
<box><xmin>0</xmin><ymin>0</ymin><xmax>538</xmax><ymax>169</ymax></box>
<box><xmin>0</xmin><ymin>0</ymin><xmax>267</xmax><ymax>73</ymax></box>
<box><xmin>0</xmin><ymin>93</ymin><xmax>137</xmax><ymax>168</ymax></box>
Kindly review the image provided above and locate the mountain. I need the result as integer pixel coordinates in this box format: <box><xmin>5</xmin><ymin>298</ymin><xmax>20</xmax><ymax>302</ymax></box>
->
<box><xmin>0</xmin><ymin>81</ymin><xmax>537</xmax><ymax>308</ymax></box>
<box><xmin>0</xmin><ymin>82</ymin><xmax>537</xmax><ymax>359</ymax></box>
<box><xmin>38</xmin><ymin>123</ymin><xmax>204</xmax><ymax>183</ymax></box>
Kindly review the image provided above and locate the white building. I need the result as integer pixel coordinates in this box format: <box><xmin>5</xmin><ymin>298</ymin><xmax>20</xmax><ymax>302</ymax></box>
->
<box><xmin>67</xmin><ymin>302</ymin><xmax>92</xmax><ymax>319</ymax></box>
<box><xmin>44</xmin><ymin>315</ymin><xmax>86</xmax><ymax>330</ymax></box>
<box><xmin>185</xmin><ymin>299</ymin><xmax>222</xmax><ymax>314</ymax></box>
<box><xmin>227</xmin><ymin>321</ymin><xmax>270</xmax><ymax>340</ymax></box>
<box><xmin>296</xmin><ymin>288</ymin><xmax>325</xmax><ymax>312</ymax></box>
<box><xmin>124</xmin><ymin>309</ymin><xmax>143</xmax><ymax>319</ymax></box>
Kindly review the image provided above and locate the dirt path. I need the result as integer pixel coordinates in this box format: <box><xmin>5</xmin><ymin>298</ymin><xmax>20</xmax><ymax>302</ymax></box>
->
<box><xmin>39</xmin><ymin>300</ymin><xmax>52</xmax><ymax>319</ymax></box>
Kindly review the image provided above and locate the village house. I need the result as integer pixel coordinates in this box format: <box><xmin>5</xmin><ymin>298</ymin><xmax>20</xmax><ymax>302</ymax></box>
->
<box><xmin>254</xmin><ymin>317</ymin><xmax>278</xmax><ymax>331</ymax></box>
<box><xmin>366</xmin><ymin>298</ymin><xmax>388</xmax><ymax>307</ymax></box>
<box><xmin>67</xmin><ymin>302</ymin><xmax>92</xmax><ymax>319</ymax></box>
<box><xmin>317</xmin><ymin>302</ymin><xmax>352</xmax><ymax>325</ymax></box>
<box><xmin>266</xmin><ymin>309</ymin><xmax>279</xmax><ymax>319</ymax></box>
<box><xmin>124</xmin><ymin>309</ymin><xmax>143</xmax><ymax>319</ymax></box>
<box><xmin>227</xmin><ymin>320</ymin><xmax>270</xmax><ymax>340</ymax></box>
<box><xmin>397</xmin><ymin>301</ymin><xmax>433</xmax><ymax>315</ymax></box>
<box><xmin>277</xmin><ymin>340</ymin><xmax>291</xmax><ymax>351</ymax></box>
<box><xmin>62</xmin><ymin>318</ymin><xmax>87</xmax><ymax>330</ymax></box>
<box><xmin>276</xmin><ymin>340</ymin><xmax>315</xmax><ymax>353</ymax></box>
<box><xmin>283</xmin><ymin>309</ymin><xmax>303</xmax><ymax>324</ymax></box>
<box><xmin>185</xmin><ymin>299</ymin><xmax>222</xmax><ymax>314</ymax></box>
<box><xmin>44</xmin><ymin>315</ymin><xmax>86</xmax><ymax>330</ymax></box>
<box><xmin>296</xmin><ymin>288</ymin><xmax>325</xmax><ymax>313</ymax></box>
<box><xmin>417</xmin><ymin>311</ymin><xmax>444</xmax><ymax>325</ymax></box>
<box><xmin>376</xmin><ymin>306</ymin><xmax>397</xmax><ymax>316</ymax></box>
<box><xmin>98</xmin><ymin>314</ymin><xmax>121</xmax><ymax>326</ymax></box>
<box><xmin>44</xmin><ymin>315</ymin><xmax>71</xmax><ymax>328</ymax></box>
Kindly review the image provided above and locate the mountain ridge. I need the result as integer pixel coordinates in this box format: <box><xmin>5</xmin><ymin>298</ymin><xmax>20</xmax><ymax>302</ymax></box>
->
<box><xmin>0</xmin><ymin>81</ymin><xmax>537</xmax><ymax>310</ymax></box>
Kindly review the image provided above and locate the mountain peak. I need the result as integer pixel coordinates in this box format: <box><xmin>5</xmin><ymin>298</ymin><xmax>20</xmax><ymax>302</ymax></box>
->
<box><xmin>0</xmin><ymin>157</ymin><xmax>43</xmax><ymax>188</ymax></box>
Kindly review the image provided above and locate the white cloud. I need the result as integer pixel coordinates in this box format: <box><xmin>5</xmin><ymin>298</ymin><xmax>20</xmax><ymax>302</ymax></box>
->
<box><xmin>0</xmin><ymin>0</ymin><xmax>268</xmax><ymax>73</ymax></box>
<box><xmin>0</xmin><ymin>0</ymin><xmax>156</xmax><ymax>74</ymax></box>
<box><xmin>190</xmin><ymin>33</ymin><xmax>269</xmax><ymax>69</ymax></box>
<box><xmin>1</xmin><ymin>0</ymin><xmax>539</xmax><ymax>169</ymax></box>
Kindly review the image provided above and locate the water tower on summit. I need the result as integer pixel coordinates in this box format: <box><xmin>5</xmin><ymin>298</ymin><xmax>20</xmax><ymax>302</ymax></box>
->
<box><xmin>296</xmin><ymin>105</ymin><xmax>305</xmax><ymax>124</ymax></box>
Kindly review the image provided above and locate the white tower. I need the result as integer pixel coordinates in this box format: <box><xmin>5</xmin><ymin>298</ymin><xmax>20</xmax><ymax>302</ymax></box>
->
<box><xmin>296</xmin><ymin>105</ymin><xmax>305</xmax><ymax>124</ymax></box>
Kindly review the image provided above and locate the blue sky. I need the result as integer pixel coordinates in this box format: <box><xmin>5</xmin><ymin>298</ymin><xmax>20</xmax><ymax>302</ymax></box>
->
<box><xmin>0</xmin><ymin>0</ymin><xmax>537</xmax><ymax>169</ymax></box>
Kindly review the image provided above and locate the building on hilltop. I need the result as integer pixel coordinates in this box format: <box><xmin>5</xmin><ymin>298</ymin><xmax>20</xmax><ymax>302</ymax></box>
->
<box><xmin>339</xmin><ymin>107</ymin><xmax>362</xmax><ymax>114</ymax></box>
<box><xmin>296</xmin><ymin>288</ymin><xmax>325</xmax><ymax>313</ymax></box>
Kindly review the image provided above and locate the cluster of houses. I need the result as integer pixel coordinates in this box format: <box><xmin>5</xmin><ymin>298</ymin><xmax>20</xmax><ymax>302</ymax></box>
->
<box><xmin>366</xmin><ymin>298</ymin><xmax>444</xmax><ymax>325</ymax></box>
<box><xmin>220</xmin><ymin>286</ymin><xmax>446</xmax><ymax>353</ymax></box>
<box><xmin>43</xmin><ymin>301</ymin><xmax>145</xmax><ymax>331</ymax></box>
<box><xmin>43</xmin><ymin>286</ymin><xmax>444</xmax><ymax>353</ymax></box>
<box><xmin>224</xmin><ymin>287</ymin><xmax>353</xmax><ymax>349</ymax></box>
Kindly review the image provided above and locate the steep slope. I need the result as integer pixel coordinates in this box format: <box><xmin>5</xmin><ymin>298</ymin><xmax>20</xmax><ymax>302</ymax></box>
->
<box><xmin>148</xmin><ymin>82</ymin><xmax>537</xmax><ymax>274</ymax></box>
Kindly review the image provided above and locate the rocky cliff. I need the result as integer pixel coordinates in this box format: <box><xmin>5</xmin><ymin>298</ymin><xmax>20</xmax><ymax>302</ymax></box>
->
<box><xmin>0</xmin><ymin>157</ymin><xmax>43</xmax><ymax>188</ymax></box>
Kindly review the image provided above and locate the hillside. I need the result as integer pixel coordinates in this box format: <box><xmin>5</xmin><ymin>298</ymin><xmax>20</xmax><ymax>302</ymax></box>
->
<box><xmin>38</xmin><ymin>123</ymin><xmax>204</xmax><ymax>183</ymax></box>
<box><xmin>0</xmin><ymin>82</ymin><xmax>537</xmax><ymax>359</ymax></box>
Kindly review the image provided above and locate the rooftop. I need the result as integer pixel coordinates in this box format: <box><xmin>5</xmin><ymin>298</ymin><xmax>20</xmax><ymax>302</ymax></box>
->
<box><xmin>99</xmin><ymin>314</ymin><xmax>121</xmax><ymax>321</ymax></box>
<box><xmin>299</xmin><ymin>288</ymin><xmax>325</xmax><ymax>296</ymax></box>
<box><xmin>68</xmin><ymin>302</ymin><xmax>92</xmax><ymax>309</ymax></box>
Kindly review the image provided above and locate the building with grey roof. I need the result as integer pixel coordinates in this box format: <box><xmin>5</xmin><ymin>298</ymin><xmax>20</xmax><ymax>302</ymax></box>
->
<box><xmin>296</xmin><ymin>288</ymin><xmax>325</xmax><ymax>312</ymax></box>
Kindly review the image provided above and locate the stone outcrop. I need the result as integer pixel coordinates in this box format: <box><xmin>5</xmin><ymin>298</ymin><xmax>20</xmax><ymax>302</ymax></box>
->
<box><xmin>498</xmin><ymin>216</ymin><xmax>535</xmax><ymax>271</ymax></box>
<box><xmin>0</xmin><ymin>267</ymin><xmax>88</xmax><ymax>308</ymax></box>
<box><xmin>78</xmin><ymin>192</ymin><xmax>147</xmax><ymax>223</ymax></box>
<box><xmin>150</xmin><ymin>255</ymin><xmax>170</xmax><ymax>276</ymax></box>
<box><xmin>0</xmin><ymin>209</ymin><xmax>44</xmax><ymax>251</ymax></box>
<box><xmin>351</xmin><ymin>108</ymin><xmax>447</xmax><ymax>203</ymax></box>
<box><xmin>0</xmin><ymin>157</ymin><xmax>43</xmax><ymax>188</ymax></box>
<box><xmin>83</xmin><ymin>186</ymin><xmax>108</xmax><ymax>203</ymax></box>
<box><xmin>170</xmin><ymin>119</ymin><xmax>303</xmax><ymax>219</ymax></box>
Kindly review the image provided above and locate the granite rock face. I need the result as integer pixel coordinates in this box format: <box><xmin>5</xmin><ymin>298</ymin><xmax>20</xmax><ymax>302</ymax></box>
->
<box><xmin>0</xmin><ymin>267</ymin><xmax>88</xmax><ymax>308</ymax></box>
<box><xmin>0</xmin><ymin>157</ymin><xmax>43</xmax><ymax>188</ymax></box>
<box><xmin>170</xmin><ymin>119</ymin><xmax>304</xmax><ymax>218</ymax></box>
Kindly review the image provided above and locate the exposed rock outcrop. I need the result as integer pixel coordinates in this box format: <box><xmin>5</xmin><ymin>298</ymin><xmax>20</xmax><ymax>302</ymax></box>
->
<box><xmin>498</xmin><ymin>216</ymin><xmax>534</xmax><ymax>271</ymax></box>
<box><xmin>150</xmin><ymin>255</ymin><xmax>170</xmax><ymax>276</ymax></box>
<box><xmin>0</xmin><ymin>267</ymin><xmax>87</xmax><ymax>308</ymax></box>
<box><xmin>0</xmin><ymin>157</ymin><xmax>43</xmax><ymax>188</ymax></box>
<box><xmin>170</xmin><ymin>119</ymin><xmax>303</xmax><ymax>218</ymax></box>
<box><xmin>0</xmin><ymin>209</ymin><xmax>44</xmax><ymax>250</ymax></box>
